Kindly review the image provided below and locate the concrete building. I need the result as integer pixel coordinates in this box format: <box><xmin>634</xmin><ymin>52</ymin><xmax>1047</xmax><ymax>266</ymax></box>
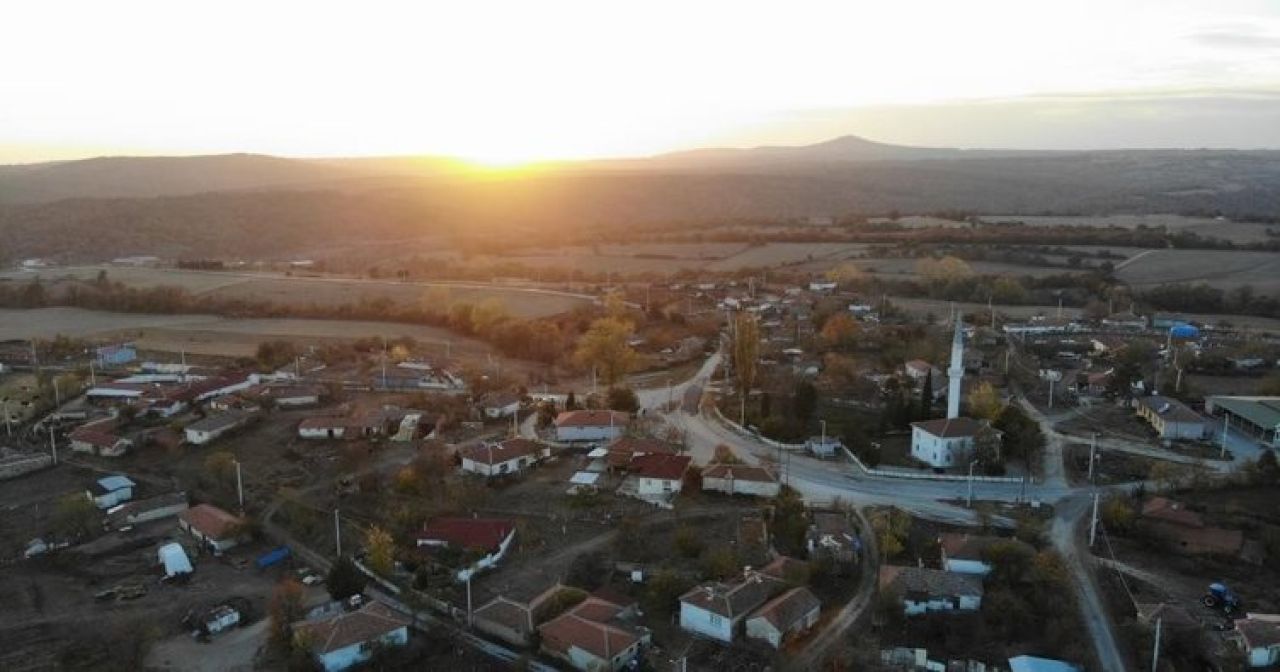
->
<box><xmin>679</xmin><ymin>572</ymin><xmax>785</xmax><ymax>643</ymax></box>
<box><xmin>87</xmin><ymin>475</ymin><xmax>135</xmax><ymax>509</ymax></box>
<box><xmin>1205</xmin><ymin>396</ymin><xmax>1280</xmax><ymax>448</ymax></box>
<box><xmin>910</xmin><ymin>417</ymin><xmax>990</xmax><ymax>469</ymax></box>
<box><xmin>554</xmin><ymin>410</ymin><xmax>630</xmax><ymax>443</ymax></box>
<box><xmin>459</xmin><ymin>438</ymin><xmax>544</xmax><ymax>478</ymax></box>
<box><xmin>178</xmin><ymin>503</ymin><xmax>245</xmax><ymax>553</ymax></box>
<box><xmin>538</xmin><ymin>594</ymin><xmax>650</xmax><ymax>671</ymax></box>
<box><xmin>879</xmin><ymin>565</ymin><xmax>983</xmax><ymax>615</ymax></box>
<box><xmin>939</xmin><ymin>533</ymin><xmax>1033</xmax><ymax>576</ymax></box>
<box><xmin>1135</xmin><ymin>395</ymin><xmax>1208</xmax><ymax>441</ymax></box>
<box><xmin>298</xmin><ymin>416</ymin><xmax>348</xmax><ymax>440</ymax></box>
<box><xmin>184</xmin><ymin>411</ymin><xmax>252</xmax><ymax>445</ymax></box>
<box><xmin>416</xmin><ymin>517</ymin><xmax>515</xmax><ymax>581</ymax></box>
<box><xmin>627</xmin><ymin>453</ymin><xmax>691</xmax><ymax>499</ymax></box>
<box><xmin>744</xmin><ymin>587</ymin><xmax>821</xmax><ymax>649</ymax></box>
<box><xmin>1237</xmin><ymin>614</ymin><xmax>1280</xmax><ymax>668</ymax></box>
<box><xmin>69</xmin><ymin>422</ymin><xmax>132</xmax><ymax>457</ymax></box>
<box><xmin>701</xmin><ymin>464</ymin><xmax>781</xmax><ymax>498</ymax></box>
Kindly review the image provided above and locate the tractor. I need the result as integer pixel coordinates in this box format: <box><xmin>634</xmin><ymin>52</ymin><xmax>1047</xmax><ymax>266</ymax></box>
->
<box><xmin>1202</xmin><ymin>582</ymin><xmax>1242</xmax><ymax>615</ymax></box>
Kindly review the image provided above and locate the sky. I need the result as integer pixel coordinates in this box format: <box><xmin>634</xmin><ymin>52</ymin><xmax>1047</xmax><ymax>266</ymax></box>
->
<box><xmin>3</xmin><ymin>0</ymin><xmax>1280</xmax><ymax>164</ymax></box>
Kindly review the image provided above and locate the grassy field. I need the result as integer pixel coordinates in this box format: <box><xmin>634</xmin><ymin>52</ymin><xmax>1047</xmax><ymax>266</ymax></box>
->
<box><xmin>492</xmin><ymin>242</ymin><xmax>875</xmax><ymax>275</ymax></box>
<box><xmin>1116</xmin><ymin>249</ymin><xmax>1280</xmax><ymax>295</ymax></box>
<box><xmin>988</xmin><ymin>214</ymin><xmax>1278</xmax><ymax>244</ymax></box>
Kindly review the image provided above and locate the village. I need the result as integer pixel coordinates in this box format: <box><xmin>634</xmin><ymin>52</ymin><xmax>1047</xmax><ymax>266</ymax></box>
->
<box><xmin>1</xmin><ymin>269</ymin><xmax>1279</xmax><ymax>672</ymax></box>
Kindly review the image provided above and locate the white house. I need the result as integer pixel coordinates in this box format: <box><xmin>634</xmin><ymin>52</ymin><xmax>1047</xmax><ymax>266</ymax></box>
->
<box><xmin>1239</xmin><ymin>614</ymin><xmax>1280</xmax><ymax>668</ymax></box>
<box><xmin>679</xmin><ymin>572</ymin><xmax>784</xmax><ymax>643</ymax></box>
<box><xmin>808</xmin><ymin>281</ymin><xmax>837</xmax><ymax>292</ymax></box>
<box><xmin>293</xmin><ymin>601</ymin><xmax>412</xmax><ymax>672</ymax></box>
<box><xmin>701</xmin><ymin>464</ymin><xmax>781</xmax><ymax>498</ymax></box>
<box><xmin>538</xmin><ymin>595</ymin><xmax>649</xmax><ymax>671</ymax></box>
<box><xmin>184</xmin><ymin>411</ymin><xmax>251</xmax><ymax>445</ymax></box>
<box><xmin>178</xmin><ymin>504</ymin><xmax>245</xmax><ymax>553</ymax></box>
<box><xmin>879</xmin><ymin>565</ymin><xmax>983</xmax><ymax>615</ymax></box>
<box><xmin>910</xmin><ymin>417</ymin><xmax>993</xmax><ymax>469</ymax></box>
<box><xmin>416</xmin><ymin>517</ymin><xmax>516</xmax><ymax>581</ymax></box>
<box><xmin>628</xmin><ymin>453</ymin><xmax>691</xmax><ymax>498</ymax></box>
<box><xmin>260</xmin><ymin>384</ymin><xmax>324</xmax><ymax>408</ymax></box>
<box><xmin>87</xmin><ymin>475</ymin><xmax>135</xmax><ymax>509</ymax></box>
<box><xmin>158</xmin><ymin>542</ymin><xmax>194</xmax><ymax>579</ymax></box>
<box><xmin>744</xmin><ymin>587</ymin><xmax>822</xmax><ymax>649</ymax></box>
<box><xmin>459</xmin><ymin>439</ymin><xmax>544</xmax><ymax>478</ymax></box>
<box><xmin>1135</xmin><ymin>395</ymin><xmax>1208</xmax><ymax>441</ymax></box>
<box><xmin>69</xmin><ymin>423</ymin><xmax>133</xmax><ymax>457</ymax></box>
<box><xmin>298</xmin><ymin>416</ymin><xmax>348</xmax><ymax>440</ymax></box>
<box><xmin>554</xmin><ymin>410</ymin><xmax>630</xmax><ymax>443</ymax></box>
<box><xmin>482</xmin><ymin>392</ymin><xmax>522</xmax><ymax>419</ymax></box>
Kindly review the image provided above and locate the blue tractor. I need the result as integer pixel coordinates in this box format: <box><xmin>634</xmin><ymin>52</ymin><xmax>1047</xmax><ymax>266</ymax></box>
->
<box><xmin>1202</xmin><ymin>582</ymin><xmax>1241</xmax><ymax>614</ymax></box>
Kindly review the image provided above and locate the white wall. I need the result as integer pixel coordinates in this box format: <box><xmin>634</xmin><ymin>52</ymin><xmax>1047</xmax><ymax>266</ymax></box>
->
<box><xmin>679</xmin><ymin>603</ymin><xmax>734</xmax><ymax>643</ymax></box>
<box><xmin>637</xmin><ymin>476</ymin><xmax>681</xmax><ymax>496</ymax></box>
<box><xmin>556</xmin><ymin>425</ymin><xmax>625</xmax><ymax>442</ymax></box>
<box><xmin>943</xmin><ymin>558</ymin><xmax>992</xmax><ymax>576</ymax></box>
<box><xmin>702</xmin><ymin>476</ymin><xmax>780</xmax><ymax>498</ymax></box>
<box><xmin>910</xmin><ymin>429</ymin><xmax>971</xmax><ymax>468</ymax></box>
<box><xmin>300</xmin><ymin>426</ymin><xmax>345</xmax><ymax>439</ymax></box>
<box><xmin>317</xmin><ymin>627</ymin><xmax>409</xmax><ymax>672</ymax></box>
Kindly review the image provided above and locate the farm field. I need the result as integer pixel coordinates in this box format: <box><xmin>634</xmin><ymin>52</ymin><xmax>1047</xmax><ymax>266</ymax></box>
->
<box><xmin>495</xmin><ymin>242</ymin><xmax>876</xmax><ymax>275</ymax></box>
<box><xmin>4</xmin><ymin>266</ymin><xmax>593</xmax><ymax>318</ymax></box>
<box><xmin>987</xmin><ymin>214</ymin><xmax>1278</xmax><ymax>244</ymax></box>
<box><xmin>1116</xmin><ymin>249</ymin><xmax>1280</xmax><ymax>296</ymax></box>
<box><xmin>0</xmin><ymin>308</ymin><xmax>496</xmax><ymax>357</ymax></box>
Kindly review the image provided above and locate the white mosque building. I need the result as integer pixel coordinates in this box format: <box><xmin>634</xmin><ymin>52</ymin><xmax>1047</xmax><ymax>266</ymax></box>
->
<box><xmin>910</xmin><ymin>314</ymin><xmax>999</xmax><ymax>469</ymax></box>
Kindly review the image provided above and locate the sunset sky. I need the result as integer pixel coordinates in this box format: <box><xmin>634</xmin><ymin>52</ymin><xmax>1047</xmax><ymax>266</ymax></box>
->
<box><xmin>4</xmin><ymin>0</ymin><xmax>1280</xmax><ymax>164</ymax></box>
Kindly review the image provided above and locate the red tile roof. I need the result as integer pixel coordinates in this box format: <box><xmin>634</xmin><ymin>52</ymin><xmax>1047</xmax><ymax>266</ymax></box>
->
<box><xmin>69</xmin><ymin>425</ymin><xmax>125</xmax><ymax>449</ymax></box>
<box><xmin>1141</xmin><ymin>497</ymin><xmax>1204</xmax><ymax>528</ymax></box>
<box><xmin>293</xmin><ymin>601</ymin><xmax>411</xmax><ymax>655</ymax></box>
<box><xmin>538</xmin><ymin>595</ymin><xmax>644</xmax><ymax>662</ymax></box>
<box><xmin>702</xmin><ymin>464</ymin><xmax>777</xmax><ymax>484</ymax></box>
<box><xmin>749</xmin><ymin>586</ymin><xmax>821</xmax><ymax>630</ymax></box>
<box><xmin>554</xmin><ymin>410</ymin><xmax>630</xmax><ymax>428</ymax></box>
<box><xmin>629</xmin><ymin>453</ymin><xmax>691</xmax><ymax>481</ymax></box>
<box><xmin>179</xmin><ymin>504</ymin><xmax>243</xmax><ymax>541</ymax></box>
<box><xmin>419</xmin><ymin>518</ymin><xmax>514</xmax><ymax>553</ymax></box>
<box><xmin>459</xmin><ymin>439</ymin><xmax>542</xmax><ymax>466</ymax></box>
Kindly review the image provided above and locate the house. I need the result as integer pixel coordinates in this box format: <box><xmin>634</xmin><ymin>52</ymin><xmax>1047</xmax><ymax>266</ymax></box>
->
<box><xmin>1101</xmin><ymin>311</ymin><xmax>1149</xmax><ymax>330</ymax></box>
<box><xmin>554</xmin><ymin>410</ymin><xmax>630</xmax><ymax>443</ymax></box>
<box><xmin>679</xmin><ymin>571</ymin><xmax>784</xmax><ymax>642</ymax></box>
<box><xmin>808</xmin><ymin>281</ymin><xmax>837</xmax><ymax>292</ymax></box>
<box><xmin>1008</xmin><ymin>656</ymin><xmax>1081</xmax><ymax>672</ymax></box>
<box><xmin>95</xmin><ymin>344</ymin><xmax>137</xmax><ymax>367</ymax></box>
<box><xmin>606</xmin><ymin>437</ymin><xmax>678</xmax><ymax>471</ymax></box>
<box><xmin>460</xmin><ymin>438</ymin><xmax>544</xmax><ymax>477</ymax></box>
<box><xmin>903</xmin><ymin>359</ymin><xmax>941</xmax><ymax>384</ymax></box>
<box><xmin>293</xmin><ymin>600</ymin><xmax>412</xmax><ymax>672</ymax></box>
<box><xmin>178</xmin><ymin>503</ymin><xmax>245</xmax><ymax>553</ymax></box>
<box><xmin>626</xmin><ymin>453</ymin><xmax>692</xmax><ymax>499</ymax></box>
<box><xmin>910</xmin><ymin>417</ymin><xmax>996</xmax><ymax>469</ymax></box>
<box><xmin>938</xmin><ymin>533</ymin><xmax>1032</xmax><ymax>575</ymax></box>
<box><xmin>807</xmin><ymin>512</ymin><xmax>860</xmax><ymax>562</ymax></box>
<box><xmin>473</xmin><ymin>582</ymin><xmax>565</xmax><ymax>646</ymax></box>
<box><xmin>701</xmin><ymin>464</ymin><xmax>781</xmax><ymax>498</ymax></box>
<box><xmin>258</xmin><ymin>384</ymin><xmax>325</xmax><ymax>408</ymax></box>
<box><xmin>744</xmin><ymin>587</ymin><xmax>821</xmax><ymax>649</ymax></box>
<box><xmin>1236</xmin><ymin>614</ymin><xmax>1280</xmax><ymax>668</ymax></box>
<box><xmin>107</xmin><ymin>491</ymin><xmax>189</xmax><ymax>529</ymax></box>
<box><xmin>538</xmin><ymin>593</ymin><xmax>650</xmax><ymax>671</ymax></box>
<box><xmin>805</xmin><ymin>436</ymin><xmax>842</xmax><ymax>459</ymax></box>
<box><xmin>1141</xmin><ymin>496</ymin><xmax>1244</xmax><ymax>556</ymax></box>
<box><xmin>1152</xmin><ymin>313</ymin><xmax>1192</xmax><ymax>330</ymax></box>
<box><xmin>1205</xmin><ymin>396</ymin><xmax>1280</xmax><ymax>449</ymax></box>
<box><xmin>416</xmin><ymin>517</ymin><xmax>516</xmax><ymax>581</ymax></box>
<box><xmin>69</xmin><ymin>422</ymin><xmax>133</xmax><ymax>457</ymax></box>
<box><xmin>186</xmin><ymin>373</ymin><xmax>256</xmax><ymax>403</ymax></box>
<box><xmin>184</xmin><ymin>411</ymin><xmax>252</xmax><ymax>445</ymax></box>
<box><xmin>482</xmin><ymin>392</ymin><xmax>522</xmax><ymax>419</ymax></box>
<box><xmin>299</xmin><ymin>416</ymin><xmax>348</xmax><ymax>440</ymax></box>
<box><xmin>1135</xmin><ymin>395</ymin><xmax>1208</xmax><ymax>441</ymax></box>
<box><xmin>878</xmin><ymin>565</ymin><xmax>984</xmax><ymax>615</ymax></box>
<box><xmin>87</xmin><ymin>475</ymin><xmax>135</xmax><ymax>509</ymax></box>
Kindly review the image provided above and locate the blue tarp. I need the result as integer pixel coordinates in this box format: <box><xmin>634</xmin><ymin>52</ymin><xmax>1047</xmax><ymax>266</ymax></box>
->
<box><xmin>256</xmin><ymin>546</ymin><xmax>291</xmax><ymax>569</ymax></box>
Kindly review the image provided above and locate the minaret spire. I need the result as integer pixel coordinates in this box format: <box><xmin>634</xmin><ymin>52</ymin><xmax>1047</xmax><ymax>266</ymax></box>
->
<box><xmin>947</xmin><ymin>312</ymin><xmax>964</xmax><ymax>419</ymax></box>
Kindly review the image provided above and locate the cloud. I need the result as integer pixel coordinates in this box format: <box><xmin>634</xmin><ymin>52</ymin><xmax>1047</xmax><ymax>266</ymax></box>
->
<box><xmin>1187</xmin><ymin>25</ymin><xmax>1280</xmax><ymax>50</ymax></box>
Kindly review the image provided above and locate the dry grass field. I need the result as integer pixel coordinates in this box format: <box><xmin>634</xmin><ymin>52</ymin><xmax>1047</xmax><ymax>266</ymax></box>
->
<box><xmin>1116</xmin><ymin>249</ymin><xmax>1280</xmax><ymax>295</ymax></box>
<box><xmin>495</xmin><ymin>242</ymin><xmax>875</xmax><ymax>275</ymax></box>
<box><xmin>987</xmin><ymin>214</ymin><xmax>1278</xmax><ymax>244</ymax></box>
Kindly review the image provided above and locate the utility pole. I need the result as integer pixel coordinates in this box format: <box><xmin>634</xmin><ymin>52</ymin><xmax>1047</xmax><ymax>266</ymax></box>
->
<box><xmin>1089</xmin><ymin>492</ymin><xmax>1100</xmax><ymax>547</ymax></box>
<box><xmin>967</xmin><ymin>460</ymin><xmax>977</xmax><ymax>507</ymax></box>
<box><xmin>820</xmin><ymin>419</ymin><xmax>827</xmax><ymax>448</ymax></box>
<box><xmin>89</xmin><ymin>360</ymin><xmax>96</xmax><ymax>387</ymax></box>
<box><xmin>234</xmin><ymin>459</ymin><xmax>244</xmax><ymax>512</ymax></box>
<box><xmin>1151</xmin><ymin>617</ymin><xmax>1162</xmax><ymax>672</ymax></box>
<box><xmin>1048</xmin><ymin>376</ymin><xmax>1055</xmax><ymax>409</ymax></box>
<box><xmin>49</xmin><ymin>425</ymin><xmax>58</xmax><ymax>464</ymax></box>
<box><xmin>2</xmin><ymin>398</ymin><xmax>10</xmax><ymax>438</ymax></box>
<box><xmin>334</xmin><ymin>509</ymin><xmax>342</xmax><ymax>557</ymax></box>
<box><xmin>1088</xmin><ymin>433</ymin><xmax>1098</xmax><ymax>483</ymax></box>
<box><xmin>1221</xmin><ymin>415</ymin><xmax>1230</xmax><ymax>459</ymax></box>
<box><xmin>466</xmin><ymin>574</ymin><xmax>474</xmax><ymax>627</ymax></box>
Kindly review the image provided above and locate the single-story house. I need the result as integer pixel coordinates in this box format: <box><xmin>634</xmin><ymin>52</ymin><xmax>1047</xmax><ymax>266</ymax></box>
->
<box><xmin>744</xmin><ymin>586</ymin><xmax>822</xmax><ymax>649</ymax></box>
<box><xmin>1237</xmin><ymin>614</ymin><xmax>1280</xmax><ymax>668</ymax></box>
<box><xmin>293</xmin><ymin>600</ymin><xmax>412</xmax><ymax>672</ymax></box>
<box><xmin>1141</xmin><ymin>496</ymin><xmax>1243</xmax><ymax>556</ymax></box>
<box><xmin>473</xmin><ymin>583</ymin><xmax>564</xmax><ymax>646</ymax></box>
<box><xmin>95</xmin><ymin>344</ymin><xmax>137</xmax><ymax>367</ymax></box>
<box><xmin>606</xmin><ymin>437</ymin><xmax>678</xmax><ymax>471</ymax></box>
<box><xmin>298</xmin><ymin>416</ymin><xmax>348</xmax><ymax>440</ymax></box>
<box><xmin>69</xmin><ymin>423</ymin><xmax>133</xmax><ymax>457</ymax></box>
<box><xmin>482</xmin><ymin>392</ymin><xmax>523</xmax><ymax>419</ymax></box>
<box><xmin>879</xmin><ymin>565</ymin><xmax>984</xmax><ymax>615</ymax></box>
<box><xmin>627</xmin><ymin>453</ymin><xmax>692</xmax><ymax>499</ymax></box>
<box><xmin>1135</xmin><ymin>395</ymin><xmax>1208</xmax><ymax>441</ymax></box>
<box><xmin>459</xmin><ymin>438</ymin><xmax>544</xmax><ymax>478</ymax></box>
<box><xmin>910</xmin><ymin>417</ymin><xmax>996</xmax><ymax>469</ymax></box>
<box><xmin>259</xmin><ymin>384</ymin><xmax>325</xmax><ymax>408</ymax></box>
<box><xmin>416</xmin><ymin>517</ymin><xmax>516</xmax><ymax>581</ymax></box>
<box><xmin>538</xmin><ymin>593</ymin><xmax>650</xmax><ymax>672</ymax></box>
<box><xmin>184</xmin><ymin>411</ymin><xmax>252</xmax><ymax>446</ymax></box>
<box><xmin>903</xmin><ymin>359</ymin><xmax>941</xmax><ymax>385</ymax></box>
<box><xmin>1204</xmin><ymin>396</ymin><xmax>1280</xmax><ymax>449</ymax></box>
<box><xmin>701</xmin><ymin>464</ymin><xmax>781</xmax><ymax>498</ymax></box>
<box><xmin>938</xmin><ymin>533</ymin><xmax>1034</xmax><ymax>576</ymax></box>
<box><xmin>107</xmin><ymin>491</ymin><xmax>189</xmax><ymax>529</ymax></box>
<box><xmin>158</xmin><ymin>542</ymin><xmax>194</xmax><ymax>579</ymax></box>
<box><xmin>679</xmin><ymin>571</ymin><xmax>785</xmax><ymax>643</ymax></box>
<box><xmin>554</xmin><ymin>410</ymin><xmax>630</xmax><ymax>443</ymax></box>
<box><xmin>178</xmin><ymin>503</ymin><xmax>245</xmax><ymax>553</ymax></box>
<box><xmin>87</xmin><ymin>474</ymin><xmax>136</xmax><ymax>509</ymax></box>
<box><xmin>1101</xmin><ymin>311</ymin><xmax>1148</xmax><ymax>330</ymax></box>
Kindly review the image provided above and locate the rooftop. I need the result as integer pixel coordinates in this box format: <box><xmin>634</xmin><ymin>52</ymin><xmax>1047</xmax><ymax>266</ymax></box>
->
<box><xmin>680</xmin><ymin>572</ymin><xmax>784</xmax><ymax>619</ymax></box>
<box><xmin>179</xmin><ymin>503</ymin><xmax>243</xmax><ymax>540</ymax></box>
<box><xmin>554</xmin><ymin>410</ymin><xmax>630</xmax><ymax>428</ymax></box>
<box><xmin>911</xmin><ymin>417</ymin><xmax>986</xmax><ymax>438</ymax></box>
<box><xmin>185</xmin><ymin>411</ymin><xmax>249</xmax><ymax>433</ymax></box>
<box><xmin>628</xmin><ymin>453</ymin><xmax>692</xmax><ymax>481</ymax></box>
<box><xmin>1209</xmin><ymin>396</ymin><xmax>1280</xmax><ymax>430</ymax></box>
<box><xmin>460</xmin><ymin>438</ymin><xmax>542</xmax><ymax>466</ymax></box>
<box><xmin>702</xmin><ymin>464</ymin><xmax>777</xmax><ymax>484</ymax></box>
<box><xmin>1136</xmin><ymin>395</ymin><xmax>1204</xmax><ymax>424</ymax></box>
<box><xmin>419</xmin><ymin>518</ymin><xmax>514</xmax><ymax>553</ymax></box>
<box><xmin>750</xmin><ymin>586</ymin><xmax>821</xmax><ymax>630</ymax></box>
<box><xmin>879</xmin><ymin>565</ymin><xmax>984</xmax><ymax>599</ymax></box>
<box><xmin>293</xmin><ymin>601</ymin><xmax>411</xmax><ymax>655</ymax></box>
<box><xmin>1238</xmin><ymin>615</ymin><xmax>1280</xmax><ymax>650</ymax></box>
<box><xmin>939</xmin><ymin>533</ymin><xmax>1031</xmax><ymax>561</ymax></box>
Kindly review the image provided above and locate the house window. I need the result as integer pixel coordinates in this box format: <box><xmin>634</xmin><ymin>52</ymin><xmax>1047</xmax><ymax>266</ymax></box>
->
<box><xmin>663</xmin><ymin>480</ymin><xmax>673</xmax><ymax>492</ymax></box>
<box><xmin>709</xmin><ymin>614</ymin><xmax>722</xmax><ymax>627</ymax></box>
<box><xmin>499</xmin><ymin>463</ymin><xmax>509</xmax><ymax>473</ymax></box>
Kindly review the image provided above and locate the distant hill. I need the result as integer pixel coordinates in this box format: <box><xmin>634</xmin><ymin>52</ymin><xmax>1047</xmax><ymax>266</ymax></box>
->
<box><xmin>634</xmin><ymin>135</ymin><xmax>1046</xmax><ymax>170</ymax></box>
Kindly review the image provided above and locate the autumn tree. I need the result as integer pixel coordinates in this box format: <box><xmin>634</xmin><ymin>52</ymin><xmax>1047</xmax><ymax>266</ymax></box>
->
<box><xmin>968</xmin><ymin>381</ymin><xmax>1004</xmax><ymax>421</ymax></box>
<box><xmin>916</xmin><ymin>256</ymin><xmax>974</xmax><ymax>282</ymax></box>
<box><xmin>203</xmin><ymin>450</ymin><xmax>237</xmax><ymax>489</ymax></box>
<box><xmin>871</xmin><ymin>507</ymin><xmax>912</xmax><ymax>561</ymax></box>
<box><xmin>826</xmin><ymin>263</ymin><xmax>864</xmax><ymax>285</ymax></box>
<box><xmin>574</xmin><ymin>317</ymin><xmax>637</xmax><ymax>386</ymax></box>
<box><xmin>365</xmin><ymin>526</ymin><xmax>396</xmax><ymax>576</ymax></box>
<box><xmin>731</xmin><ymin>312</ymin><xmax>761</xmax><ymax>401</ymax></box>
<box><xmin>820</xmin><ymin>313</ymin><xmax>860</xmax><ymax>349</ymax></box>
<box><xmin>973</xmin><ymin>424</ymin><xmax>1005</xmax><ymax>475</ymax></box>
<box><xmin>268</xmin><ymin>577</ymin><xmax>306</xmax><ymax>646</ymax></box>
<box><xmin>53</xmin><ymin>492</ymin><xmax>97</xmax><ymax>540</ymax></box>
